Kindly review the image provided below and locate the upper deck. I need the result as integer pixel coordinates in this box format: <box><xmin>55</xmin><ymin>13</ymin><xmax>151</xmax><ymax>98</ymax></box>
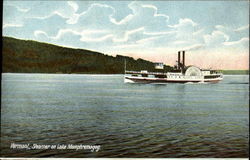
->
<box><xmin>125</xmin><ymin>70</ymin><xmax>167</xmax><ymax>76</ymax></box>
<box><xmin>125</xmin><ymin>70</ymin><xmax>221</xmax><ymax>76</ymax></box>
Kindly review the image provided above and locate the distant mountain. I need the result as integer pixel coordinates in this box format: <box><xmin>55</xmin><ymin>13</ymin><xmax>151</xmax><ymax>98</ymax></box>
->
<box><xmin>2</xmin><ymin>37</ymin><xmax>173</xmax><ymax>74</ymax></box>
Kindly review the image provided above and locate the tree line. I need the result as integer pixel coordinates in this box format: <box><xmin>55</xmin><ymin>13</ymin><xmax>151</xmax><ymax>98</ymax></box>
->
<box><xmin>2</xmin><ymin>37</ymin><xmax>173</xmax><ymax>74</ymax></box>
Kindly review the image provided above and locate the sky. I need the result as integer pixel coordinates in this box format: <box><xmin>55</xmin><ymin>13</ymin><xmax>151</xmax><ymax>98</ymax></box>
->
<box><xmin>3</xmin><ymin>0</ymin><xmax>249</xmax><ymax>70</ymax></box>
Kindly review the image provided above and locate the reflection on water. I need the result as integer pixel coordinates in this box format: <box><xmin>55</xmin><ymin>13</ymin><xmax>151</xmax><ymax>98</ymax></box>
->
<box><xmin>1</xmin><ymin>74</ymin><xmax>249</xmax><ymax>158</ymax></box>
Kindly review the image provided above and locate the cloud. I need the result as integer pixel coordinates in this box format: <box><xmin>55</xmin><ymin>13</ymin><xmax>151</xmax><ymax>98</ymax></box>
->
<box><xmin>169</xmin><ymin>18</ymin><xmax>197</xmax><ymax>28</ymax></box>
<box><xmin>204</xmin><ymin>30</ymin><xmax>229</xmax><ymax>46</ymax></box>
<box><xmin>27</xmin><ymin>14</ymin><xmax>68</xmax><ymax>37</ymax></box>
<box><xmin>173</xmin><ymin>41</ymin><xmax>188</xmax><ymax>45</ymax></box>
<box><xmin>68</xmin><ymin>1</ymin><xmax>79</xmax><ymax>12</ymax></box>
<box><xmin>112</xmin><ymin>27</ymin><xmax>144</xmax><ymax>42</ymax></box>
<box><xmin>65</xmin><ymin>1</ymin><xmax>173</xmax><ymax>45</ymax></box>
<box><xmin>223</xmin><ymin>37</ymin><xmax>249</xmax><ymax>46</ymax></box>
<box><xmin>6</xmin><ymin>4</ymin><xmax>30</xmax><ymax>12</ymax></box>
<box><xmin>113</xmin><ymin>44</ymin><xmax>141</xmax><ymax>49</ymax></box>
<box><xmin>27</xmin><ymin>11</ymin><xmax>68</xmax><ymax>20</ymax></box>
<box><xmin>141</xmin><ymin>4</ymin><xmax>169</xmax><ymax>21</ymax></box>
<box><xmin>234</xmin><ymin>24</ymin><xmax>249</xmax><ymax>32</ymax></box>
<box><xmin>184</xmin><ymin>44</ymin><xmax>205</xmax><ymax>51</ymax></box>
<box><xmin>3</xmin><ymin>23</ymin><xmax>23</xmax><ymax>29</ymax></box>
<box><xmin>193</xmin><ymin>29</ymin><xmax>204</xmax><ymax>36</ymax></box>
<box><xmin>117</xmin><ymin>1</ymin><xmax>170</xmax><ymax>32</ymax></box>
<box><xmin>143</xmin><ymin>31</ymin><xmax>176</xmax><ymax>36</ymax></box>
<box><xmin>35</xmin><ymin>28</ymin><xmax>113</xmax><ymax>43</ymax></box>
<box><xmin>72</xmin><ymin>3</ymin><xmax>115</xmax><ymax>30</ymax></box>
<box><xmin>169</xmin><ymin>18</ymin><xmax>199</xmax><ymax>37</ymax></box>
<box><xmin>205</xmin><ymin>25</ymin><xmax>249</xmax><ymax>49</ymax></box>
<box><xmin>3</xmin><ymin>5</ymin><xmax>26</xmax><ymax>26</ymax></box>
<box><xmin>81</xmin><ymin>34</ymin><xmax>113</xmax><ymax>42</ymax></box>
<box><xmin>35</xmin><ymin>29</ymin><xmax>78</xmax><ymax>40</ymax></box>
<box><xmin>110</xmin><ymin>14</ymin><xmax>134</xmax><ymax>25</ymax></box>
<box><xmin>215</xmin><ymin>24</ymin><xmax>249</xmax><ymax>42</ymax></box>
<box><xmin>167</xmin><ymin>18</ymin><xmax>204</xmax><ymax>48</ymax></box>
<box><xmin>3</xmin><ymin>1</ymin><xmax>173</xmax><ymax>47</ymax></box>
<box><xmin>34</xmin><ymin>30</ymin><xmax>48</xmax><ymax>38</ymax></box>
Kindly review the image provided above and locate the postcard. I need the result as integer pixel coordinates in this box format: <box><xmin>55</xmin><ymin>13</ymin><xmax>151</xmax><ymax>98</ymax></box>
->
<box><xmin>1</xmin><ymin>0</ymin><xmax>249</xmax><ymax>159</ymax></box>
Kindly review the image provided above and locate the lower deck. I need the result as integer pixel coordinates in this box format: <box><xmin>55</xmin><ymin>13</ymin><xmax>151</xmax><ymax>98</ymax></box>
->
<box><xmin>124</xmin><ymin>75</ymin><xmax>223</xmax><ymax>84</ymax></box>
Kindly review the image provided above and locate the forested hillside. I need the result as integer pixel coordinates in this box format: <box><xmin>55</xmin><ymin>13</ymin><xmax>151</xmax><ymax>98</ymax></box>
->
<box><xmin>2</xmin><ymin>37</ymin><xmax>173</xmax><ymax>74</ymax></box>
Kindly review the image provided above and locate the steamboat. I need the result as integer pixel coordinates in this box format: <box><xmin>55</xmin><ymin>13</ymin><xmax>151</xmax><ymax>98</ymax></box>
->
<box><xmin>124</xmin><ymin>51</ymin><xmax>223</xmax><ymax>84</ymax></box>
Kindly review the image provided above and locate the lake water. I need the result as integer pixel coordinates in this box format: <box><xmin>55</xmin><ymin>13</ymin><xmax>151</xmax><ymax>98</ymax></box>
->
<box><xmin>1</xmin><ymin>73</ymin><xmax>249</xmax><ymax>158</ymax></box>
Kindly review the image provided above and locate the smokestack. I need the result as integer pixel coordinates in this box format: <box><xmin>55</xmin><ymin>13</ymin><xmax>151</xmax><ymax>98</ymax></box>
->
<box><xmin>178</xmin><ymin>51</ymin><xmax>181</xmax><ymax>70</ymax></box>
<box><xmin>182</xmin><ymin>50</ymin><xmax>185</xmax><ymax>67</ymax></box>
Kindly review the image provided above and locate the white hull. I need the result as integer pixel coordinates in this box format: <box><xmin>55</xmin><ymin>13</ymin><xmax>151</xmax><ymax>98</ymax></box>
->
<box><xmin>124</xmin><ymin>75</ymin><xmax>223</xmax><ymax>84</ymax></box>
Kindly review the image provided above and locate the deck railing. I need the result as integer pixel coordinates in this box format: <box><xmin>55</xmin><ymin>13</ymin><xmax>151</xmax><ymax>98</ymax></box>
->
<box><xmin>125</xmin><ymin>71</ymin><xmax>167</xmax><ymax>75</ymax></box>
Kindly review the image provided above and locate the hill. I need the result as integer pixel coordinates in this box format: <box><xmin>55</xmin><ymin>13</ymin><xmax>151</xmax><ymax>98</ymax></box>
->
<box><xmin>2</xmin><ymin>37</ymin><xmax>173</xmax><ymax>74</ymax></box>
<box><xmin>221</xmin><ymin>70</ymin><xmax>249</xmax><ymax>75</ymax></box>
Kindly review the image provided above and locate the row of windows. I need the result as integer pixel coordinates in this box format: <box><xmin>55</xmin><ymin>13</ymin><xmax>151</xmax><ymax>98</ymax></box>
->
<box><xmin>131</xmin><ymin>74</ymin><xmax>201</xmax><ymax>79</ymax></box>
<box><xmin>204</xmin><ymin>75</ymin><xmax>221</xmax><ymax>79</ymax></box>
<box><xmin>130</xmin><ymin>74</ymin><xmax>220</xmax><ymax>79</ymax></box>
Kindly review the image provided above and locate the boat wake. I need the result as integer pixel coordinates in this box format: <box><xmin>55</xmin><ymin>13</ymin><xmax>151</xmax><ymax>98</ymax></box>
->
<box><xmin>124</xmin><ymin>78</ymin><xmax>136</xmax><ymax>83</ymax></box>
